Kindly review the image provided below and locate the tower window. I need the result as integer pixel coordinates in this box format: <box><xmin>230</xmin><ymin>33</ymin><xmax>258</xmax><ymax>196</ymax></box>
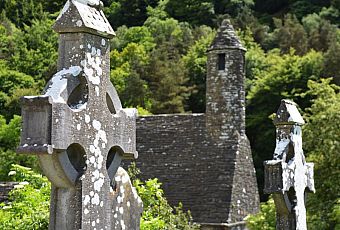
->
<box><xmin>218</xmin><ymin>53</ymin><xmax>225</xmax><ymax>70</ymax></box>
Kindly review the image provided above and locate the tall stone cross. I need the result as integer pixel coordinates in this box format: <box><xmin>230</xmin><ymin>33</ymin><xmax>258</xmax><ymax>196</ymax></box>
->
<box><xmin>17</xmin><ymin>0</ymin><xmax>142</xmax><ymax>229</ymax></box>
<box><xmin>264</xmin><ymin>100</ymin><xmax>315</xmax><ymax>230</ymax></box>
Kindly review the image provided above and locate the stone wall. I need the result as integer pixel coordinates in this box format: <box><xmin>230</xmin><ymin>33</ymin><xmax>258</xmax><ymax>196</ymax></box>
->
<box><xmin>0</xmin><ymin>182</ymin><xmax>18</xmax><ymax>203</ymax></box>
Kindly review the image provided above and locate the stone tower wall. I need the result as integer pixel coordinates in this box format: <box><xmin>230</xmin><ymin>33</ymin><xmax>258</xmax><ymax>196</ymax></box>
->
<box><xmin>206</xmin><ymin>49</ymin><xmax>246</xmax><ymax>140</ymax></box>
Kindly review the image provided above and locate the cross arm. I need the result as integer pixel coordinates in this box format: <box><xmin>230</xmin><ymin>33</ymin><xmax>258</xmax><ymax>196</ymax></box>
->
<box><xmin>17</xmin><ymin>96</ymin><xmax>54</xmax><ymax>155</ymax></box>
<box><xmin>112</xmin><ymin>108</ymin><xmax>138</xmax><ymax>160</ymax></box>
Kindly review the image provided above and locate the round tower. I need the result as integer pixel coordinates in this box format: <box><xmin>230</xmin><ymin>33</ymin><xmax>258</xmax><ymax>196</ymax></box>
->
<box><xmin>206</xmin><ymin>19</ymin><xmax>246</xmax><ymax>140</ymax></box>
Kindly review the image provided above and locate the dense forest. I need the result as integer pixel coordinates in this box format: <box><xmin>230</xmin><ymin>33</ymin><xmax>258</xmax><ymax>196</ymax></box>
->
<box><xmin>0</xmin><ymin>0</ymin><xmax>339</xmax><ymax>229</ymax></box>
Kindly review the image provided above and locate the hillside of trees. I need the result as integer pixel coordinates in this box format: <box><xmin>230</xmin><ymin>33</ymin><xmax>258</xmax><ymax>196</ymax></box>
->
<box><xmin>0</xmin><ymin>0</ymin><xmax>339</xmax><ymax>229</ymax></box>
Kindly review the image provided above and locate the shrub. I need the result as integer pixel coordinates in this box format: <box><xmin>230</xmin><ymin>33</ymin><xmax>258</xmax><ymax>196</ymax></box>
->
<box><xmin>245</xmin><ymin>198</ymin><xmax>275</xmax><ymax>230</ymax></box>
<box><xmin>0</xmin><ymin>164</ymin><xmax>50</xmax><ymax>230</ymax></box>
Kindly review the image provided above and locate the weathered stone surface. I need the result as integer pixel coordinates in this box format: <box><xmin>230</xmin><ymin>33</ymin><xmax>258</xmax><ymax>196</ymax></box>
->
<box><xmin>17</xmin><ymin>1</ymin><xmax>142</xmax><ymax>229</ymax></box>
<box><xmin>110</xmin><ymin>167</ymin><xmax>143</xmax><ymax>230</ymax></box>
<box><xmin>128</xmin><ymin>20</ymin><xmax>259</xmax><ymax>226</ymax></box>
<box><xmin>54</xmin><ymin>0</ymin><xmax>115</xmax><ymax>38</ymax></box>
<box><xmin>264</xmin><ymin>100</ymin><xmax>315</xmax><ymax>230</ymax></box>
<box><xmin>206</xmin><ymin>19</ymin><xmax>246</xmax><ymax>141</ymax></box>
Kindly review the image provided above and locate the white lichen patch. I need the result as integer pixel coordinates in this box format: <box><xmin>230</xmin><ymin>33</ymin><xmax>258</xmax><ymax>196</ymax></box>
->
<box><xmin>76</xmin><ymin>20</ymin><xmax>83</xmax><ymax>27</ymax></box>
<box><xmin>94</xmin><ymin>177</ymin><xmax>104</xmax><ymax>192</ymax></box>
<box><xmin>77</xmin><ymin>124</ymin><xmax>81</xmax><ymax>130</ymax></box>
<box><xmin>91</xmin><ymin>193</ymin><xmax>100</xmax><ymax>205</ymax></box>
<box><xmin>274</xmin><ymin>138</ymin><xmax>290</xmax><ymax>159</ymax></box>
<box><xmin>85</xmin><ymin>114</ymin><xmax>91</xmax><ymax>123</ymax></box>
<box><xmin>91</xmin><ymin>47</ymin><xmax>97</xmax><ymax>56</ymax></box>
<box><xmin>80</xmin><ymin>44</ymin><xmax>105</xmax><ymax>88</ymax></box>
<box><xmin>95</xmin><ymin>86</ymin><xmax>100</xmax><ymax>96</ymax></box>
<box><xmin>84</xmin><ymin>195</ymin><xmax>90</xmax><ymax>205</ymax></box>
<box><xmin>44</xmin><ymin>66</ymin><xmax>82</xmax><ymax>103</ymax></box>
<box><xmin>92</xmin><ymin>120</ymin><xmax>101</xmax><ymax>130</ymax></box>
<box><xmin>89</xmin><ymin>156</ymin><xmax>96</xmax><ymax>164</ymax></box>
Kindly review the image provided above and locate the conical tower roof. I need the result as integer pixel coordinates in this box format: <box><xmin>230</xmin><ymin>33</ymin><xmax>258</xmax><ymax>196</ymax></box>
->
<box><xmin>209</xmin><ymin>19</ymin><xmax>245</xmax><ymax>51</ymax></box>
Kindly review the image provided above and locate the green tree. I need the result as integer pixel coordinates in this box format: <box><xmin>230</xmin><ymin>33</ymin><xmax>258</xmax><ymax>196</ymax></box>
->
<box><xmin>0</xmin><ymin>67</ymin><xmax>38</xmax><ymax>120</ymax></box>
<box><xmin>9</xmin><ymin>16</ymin><xmax>58</xmax><ymax>83</ymax></box>
<box><xmin>213</xmin><ymin>0</ymin><xmax>254</xmax><ymax>19</ymax></box>
<box><xmin>272</xmin><ymin>14</ymin><xmax>308</xmax><ymax>55</ymax></box>
<box><xmin>147</xmin><ymin>47</ymin><xmax>191</xmax><ymax>114</ymax></box>
<box><xmin>303</xmin><ymin>79</ymin><xmax>340</xmax><ymax>229</ymax></box>
<box><xmin>1</xmin><ymin>0</ymin><xmax>45</xmax><ymax>28</ymax></box>
<box><xmin>182</xmin><ymin>27</ymin><xmax>215</xmax><ymax>112</ymax></box>
<box><xmin>323</xmin><ymin>40</ymin><xmax>340</xmax><ymax>85</ymax></box>
<box><xmin>165</xmin><ymin>0</ymin><xmax>215</xmax><ymax>26</ymax></box>
<box><xmin>302</xmin><ymin>13</ymin><xmax>338</xmax><ymax>52</ymax></box>
<box><xmin>104</xmin><ymin>0</ymin><xmax>159</xmax><ymax>28</ymax></box>
<box><xmin>110</xmin><ymin>42</ymin><xmax>152</xmax><ymax>110</ymax></box>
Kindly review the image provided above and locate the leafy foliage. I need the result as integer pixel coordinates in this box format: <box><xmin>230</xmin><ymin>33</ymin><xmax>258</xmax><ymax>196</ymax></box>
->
<box><xmin>0</xmin><ymin>163</ymin><xmax>198</xmax><ymax>230</ymax></box>
<box><xmin>0</xmin><ymin>165</ymin><xmax>50</xmax><ymax>230</ymax></box>
<box><xmin>246</xmin><ymin>198</ymin><xmax>275</xmax><ymax>230</ymax></box>
<box><xmin>137</xmin><ymin>179</ymin><xmax>199</xmax><ymax>230</ymax></box>
<box><xmin>0</xmin><ymin>116</ymin><xmax>40</xmax><ymax>181</ymax></box>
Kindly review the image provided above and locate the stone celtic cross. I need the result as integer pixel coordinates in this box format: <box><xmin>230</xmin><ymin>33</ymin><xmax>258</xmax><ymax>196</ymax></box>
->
<box><xmin>17</xmin><ymin>0</ymin><xmax>141</xmax><ymax>229</ymax></box>
<box><xmin>264</xmin><ymin>100</ymin><xmax>315</xmax><ymax>230</ymax></box>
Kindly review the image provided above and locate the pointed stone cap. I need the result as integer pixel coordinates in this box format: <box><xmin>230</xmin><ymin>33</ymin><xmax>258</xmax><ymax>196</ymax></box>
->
<box><xmin>208</xmin><ymin>19</ymin><xmax>246</xmax><ymax>51</ymax></box>
<box><xmin>274</xmin><ymin>99</ymin><xmax>305</xmax><ymax>126</ymax></box>
<box><xmin>53</xmin><ymin>0</ymin><xmax>115</xmax><ymax>38</ymax></box>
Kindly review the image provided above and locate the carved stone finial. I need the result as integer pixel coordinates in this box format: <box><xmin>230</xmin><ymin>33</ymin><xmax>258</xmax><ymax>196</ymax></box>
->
<box><xmin>54</xmin><ymin>0</ymin><xmax>115</xmax><ymax>38</ymax></box>
<box><xmin>274</xmin><ymin>99</ymin><xmax>305</xmax><ymax>126</ymax></box>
